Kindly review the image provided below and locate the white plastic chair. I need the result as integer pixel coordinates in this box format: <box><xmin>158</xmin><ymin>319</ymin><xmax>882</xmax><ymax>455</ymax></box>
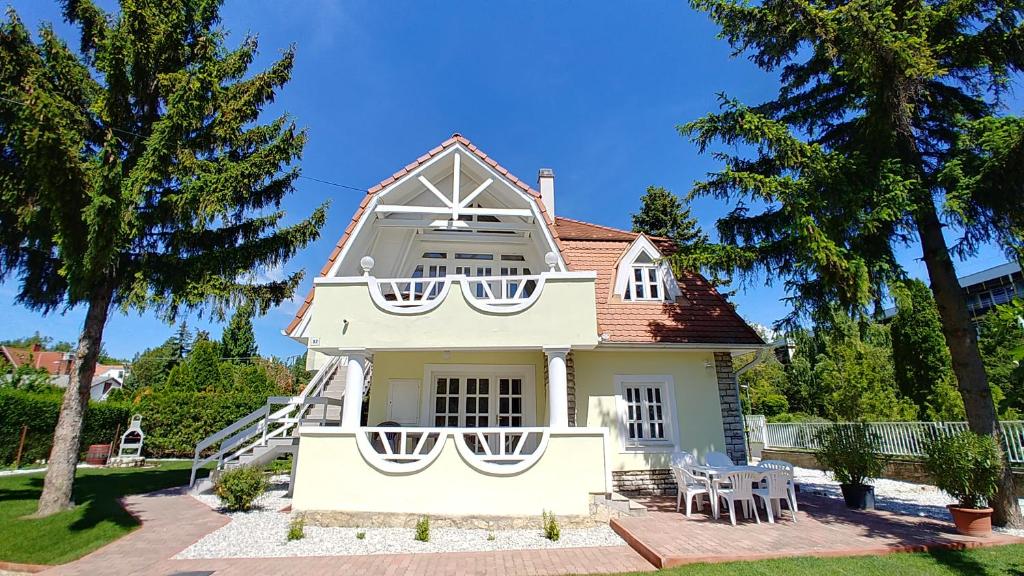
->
<box><xmin>705</xmin><ymin>451</ymin><xmax>734</xmax><ymax>467</ymax></box>
<box><xmin>671</xmin><ymin>465</ymin><xmax>715</xmax><ymax>518</ymax></box>
<box><xmin>716</xmin><ymin>470</ymin><xmax>764</xmax><ymax>525</ymax></box>
<box><xmin>757</xmin><ymin>459</ymin><xmax>798</xmax><ymax>512</ymax></box>
<box><xmin>752</xmin><ymin>469</ymin><xmax>797</xmax><ymax>523</ymax></box>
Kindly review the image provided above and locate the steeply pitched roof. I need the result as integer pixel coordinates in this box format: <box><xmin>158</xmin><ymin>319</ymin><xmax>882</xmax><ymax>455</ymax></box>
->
<box><xmin>555</xmin><ymin>220</ymin><xmax>763</xmax><ymax>346</ymax></box>
<box><xmin>286</xmin><ymin>134</ymin><xmax>562</xmax><ymax>334</ymax></box>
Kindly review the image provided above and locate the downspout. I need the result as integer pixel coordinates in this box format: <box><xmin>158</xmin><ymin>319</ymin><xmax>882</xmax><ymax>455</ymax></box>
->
<box><xmin>733</xmin><ymin>347</ymin><xmax>771</xmax><ymax>463</ymax></box>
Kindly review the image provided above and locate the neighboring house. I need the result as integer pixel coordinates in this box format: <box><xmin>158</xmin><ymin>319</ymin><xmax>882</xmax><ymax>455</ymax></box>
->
<box><xmin>881</xmin><ymin>261</ymin><xmax>1023</xmax><ymax>321</ymax></box>
<box><xmin>50</xmin><ymin>373</ymin><xmax>125</xmax><ymax>401</ymax></box>
<box><xmin>192</xmin><ymin>135</ymin><xmax>764</xmax><ymax>520</ymax></box>
<box><xmin>960</xmin><ymin>262</ymin><xmax>1022</xmax><ymax>319</ymax></box>
<box><xmin>1</xmin><ymin>343</ymin><xmax>125</xmax><ymax>400</ymax></box>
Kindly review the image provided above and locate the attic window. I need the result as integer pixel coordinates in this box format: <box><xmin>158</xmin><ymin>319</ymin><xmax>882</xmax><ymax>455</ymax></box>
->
<box><xmin>625</xmin><ymin>265</ymin><xmax>661</xmax><ymax>301</ymax></box>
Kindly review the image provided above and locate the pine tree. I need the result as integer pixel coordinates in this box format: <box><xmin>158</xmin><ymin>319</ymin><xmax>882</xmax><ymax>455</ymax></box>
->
<box><xmin>685</xmin><ymin>0</ymin><xmax>1023</xmax><ymax>526</ymax></box>
<box><xmin>169</xmin><ymin>322</ymin><xmax>192</xmax><ymax>361</ymax></box>
<box><xmin>220</xmin><ymin>301</ymin><xmax>258</xmax><ymax>362</ymax></box>
<box><xmin>631</xmin><ymin>186</ymin><xmax>707</xmax><ymax>246</ymax></box>
<box><xmin>0</xmin><ymin>1</ymin><xmax>325</xmax><ymax>516</ymax></box>
<box><xmin>890</xmin><ymin>280</ymin><xmax>963</xmax><ymax>420</ymax></box>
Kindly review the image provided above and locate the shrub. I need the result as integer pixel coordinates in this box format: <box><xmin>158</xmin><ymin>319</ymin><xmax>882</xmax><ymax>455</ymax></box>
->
<box><xmin>356</xmin><ymin>531</ymin><xmax>366</xmax><ymax>540</ymax></box>
<box><xmin>487</xmin><ymin>532</ymin><xmax>496</xmax><ymax>541</ymax></box>
<box><xmin>287</xmin><ymin>517</ymin><xmax>305</xmax><ymax>541</ymax></box>
<box><xmin>0</xmin><ymin>389</ymin><xmax>130</xmax><ymax>465</ymax></box>
<box><xmin>814</xmin><ymin>423</ymin><xmax>886</xmax><ymax>486</ymax></box>
<box><xmin>414</xmin><ymin>517</ymin><xmax>430</xmax><ymax>542</ymax></box>
<box><xmin>214</xmin><ymin>466</ymin><xmax>268</xmax><ymax>511</ymax></box>
<box><xmin>542</xmin><ymin>510</ymin><xmax>560</xmax><ymax>542</ymax></box>
<box><xmin>923</xmin><ymin>431</ymin><xmax>1002</xmax><ymax>509</ymax></box>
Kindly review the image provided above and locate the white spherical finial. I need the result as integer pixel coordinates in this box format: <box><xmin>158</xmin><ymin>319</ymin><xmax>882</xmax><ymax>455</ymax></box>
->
<box><xmin>544</xmin><ymin>251</ymin><xmax>559</xmax><ymax>272</ymax></box>
<box><xmin>360</xmin><ymin>256</ymin><xmax>375</xmax><ymax>276</ymax></box>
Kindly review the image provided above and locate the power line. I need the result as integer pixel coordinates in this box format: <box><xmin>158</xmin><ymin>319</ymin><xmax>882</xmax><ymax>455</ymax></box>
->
<box><xmin>0</xmin><ymin>94</ymin><xmax>368</xmax><ymax>193</ymax></box>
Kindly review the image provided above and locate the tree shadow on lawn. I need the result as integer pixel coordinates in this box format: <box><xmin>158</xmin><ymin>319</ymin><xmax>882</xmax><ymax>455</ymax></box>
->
<box><xmin>0</xmin><ymin>465</ymin><xmax>198</xmax><ymax>532</ymax></box>
<box><xmin>925</xmin><ymin>546</ymin><xmax>1021</xmax><ymax>576</ymax></box>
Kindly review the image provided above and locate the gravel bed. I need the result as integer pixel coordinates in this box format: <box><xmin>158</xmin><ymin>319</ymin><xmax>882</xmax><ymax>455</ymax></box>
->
<box><xmin>183</xmin><ymin>475</ymin><xmax>624</xmax><ymax>558</ymax></box>
<box><xmin>793</xmin><ymin>466</ymin><xmax>1024</xmax><ymax>537</ymax></box>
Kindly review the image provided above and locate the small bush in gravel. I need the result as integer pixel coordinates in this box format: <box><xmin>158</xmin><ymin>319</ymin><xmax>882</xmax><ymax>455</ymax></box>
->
<box><xmin>287</xmin><ymin>518</ymin><xmax>305</xmax><ymax>541</ymax></box>
<box><xmin>356</xmin><ymin>531</ymin><xmax>366</xmax><ymax>540</ymax></box>
<box><xmin>414</xmin><ymin>517</ymin><xmax>430</xmax><ymax>542</ymax></box>
<box><xmin>487</xmin><ymin>532</ymin><xmax>496</xmax><ymax>541</ymax></box>
<box><xmin>214</xmin><ymin>466</ymin><xmax>268</xmax><ymax>512</ymax></box>
<box><xmin>542</xmin><ymin>510</ymin><xmax>560</xmax><ymax>542</ymax></box>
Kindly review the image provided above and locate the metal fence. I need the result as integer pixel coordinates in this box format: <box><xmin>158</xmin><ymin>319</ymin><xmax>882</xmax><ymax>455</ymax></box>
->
<box><xmin>748</xmin><ymin>417</ymin><xmax>1024</xmax><ymax>465</ymax></box>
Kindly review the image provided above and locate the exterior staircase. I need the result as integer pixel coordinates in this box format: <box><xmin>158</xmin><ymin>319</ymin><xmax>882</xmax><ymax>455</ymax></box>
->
<box><xmin>189</xmin><ymin>355</ymin><xmax>350</xmax><ymax>488</ymax></box>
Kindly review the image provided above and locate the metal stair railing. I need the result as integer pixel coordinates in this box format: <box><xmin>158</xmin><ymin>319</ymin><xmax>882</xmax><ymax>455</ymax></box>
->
<box><xmin>189</xmin><ymin>356</ymin><xmax>343</xmax><ymax>486</ymax></box>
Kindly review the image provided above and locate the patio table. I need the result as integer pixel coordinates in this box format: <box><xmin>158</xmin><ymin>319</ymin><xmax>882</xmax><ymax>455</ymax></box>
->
<box><xmin>686</xmin><ymin>465</ymin><xmax>764</xmax><ymax>520</ymax></box>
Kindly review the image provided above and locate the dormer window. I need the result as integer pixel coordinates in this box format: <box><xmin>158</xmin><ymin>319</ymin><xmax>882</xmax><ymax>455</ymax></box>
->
<box><xmin>628</xmin><ymin>264</ymin><xmax>661</xmax><ymax>301</ymax></box>
<box><xmin>614</xmin><ymin>236</ymin><xmax>681</xmax><ymax>303</ymax></box>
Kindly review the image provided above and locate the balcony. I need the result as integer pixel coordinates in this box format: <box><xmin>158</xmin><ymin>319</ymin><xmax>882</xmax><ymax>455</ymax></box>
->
<box><xmin>291</xmin><ymin>426</ymin><xmax>611</xmax><ymax>517</ymax></box>
<box><xmin>304</xmin><ymin>272</ymin><xmax>598</xmax><ymax>351</ymax></box>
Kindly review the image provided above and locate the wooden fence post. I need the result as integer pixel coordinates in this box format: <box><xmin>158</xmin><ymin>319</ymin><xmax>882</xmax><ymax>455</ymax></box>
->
<box><xmin>106</xmin><ymin>423</ymin><xmax>121</xmax><ymax>466</ymax></box>
<box><xmin>13</xmin><ymin>424</ymin><xmax>28</xmax><ymax>469</ymax></box>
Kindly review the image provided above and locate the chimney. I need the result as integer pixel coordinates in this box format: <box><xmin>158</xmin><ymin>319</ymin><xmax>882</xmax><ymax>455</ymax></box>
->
<box><xmin>538</xmin><ymin>168</ymin><xmax>555</xmax><ymax>217</ymax></box>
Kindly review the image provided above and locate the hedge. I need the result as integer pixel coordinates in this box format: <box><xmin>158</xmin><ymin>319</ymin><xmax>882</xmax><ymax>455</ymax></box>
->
<box><xmin>0</xmin><ymin>389</ymin><xmax>131</xmax><ymax>465</ymax></box>
<box><xmin>135</xmin><ymin>391</ymin><xmax>269</xmax><ymax>457</ymax></box>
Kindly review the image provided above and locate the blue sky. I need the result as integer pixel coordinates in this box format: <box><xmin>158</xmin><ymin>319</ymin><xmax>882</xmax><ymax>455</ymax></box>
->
<box><xmin>2</xmin><ymin>0</ymin><xmax>1018</xmax><ymax>361</ymax></box>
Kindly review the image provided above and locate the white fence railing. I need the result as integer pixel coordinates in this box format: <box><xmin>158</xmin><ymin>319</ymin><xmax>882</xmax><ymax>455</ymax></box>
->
<box><xmin>751</xmin><ymin>418</ymin><xmax>1024</xmax><ymax>465</ymax></box>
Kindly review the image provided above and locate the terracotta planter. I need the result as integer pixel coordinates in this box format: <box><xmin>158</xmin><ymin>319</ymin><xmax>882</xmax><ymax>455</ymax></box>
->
<box><xmin>947</xmin><ymin>505</ymin><xmax>993</xmax><ymax>537</ymax></box>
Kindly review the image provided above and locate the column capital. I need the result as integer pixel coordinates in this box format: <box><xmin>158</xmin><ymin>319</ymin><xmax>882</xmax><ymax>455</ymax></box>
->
<box><xmin>542</xmin><ymin>346</ymin><xmax>571</xmax><ymax>357</ymax></box>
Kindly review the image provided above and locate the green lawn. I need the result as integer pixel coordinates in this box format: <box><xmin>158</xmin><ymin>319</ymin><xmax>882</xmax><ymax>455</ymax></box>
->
<box><xmin>605</xmin><ymin>544</ymin><xmax>1024</xmax><ymax>576</ymax></box>
<box><xmin>0</xmin><ymin>461</ymin><xmax>202</xmax><ymax>565</ymax></box>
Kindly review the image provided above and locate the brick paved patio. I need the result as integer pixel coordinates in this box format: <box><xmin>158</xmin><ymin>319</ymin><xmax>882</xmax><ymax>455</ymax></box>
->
<box><xmin>611</xmin><ymin>494</ymin><xmax>1024</xmax><ymax>568</ymax></box>
<box><xmin>36</xmin><ymin>487</ymin><xmax>1024</xmax><ymax>575</ymax></box>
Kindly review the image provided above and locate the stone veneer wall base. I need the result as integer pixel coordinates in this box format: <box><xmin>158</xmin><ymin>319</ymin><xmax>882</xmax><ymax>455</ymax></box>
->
<box><xmin>714</xmin><ymin>352</ymin><xmax>748</xmax><ymax>464</ymax></box>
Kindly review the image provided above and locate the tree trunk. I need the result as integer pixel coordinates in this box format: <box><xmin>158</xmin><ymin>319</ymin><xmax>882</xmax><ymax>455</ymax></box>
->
<box><xmin>32</xmin><ymin>284</ymin><xmax>113</xmax><ymax>518</ymax></box>
<box><xmin>915</xmin><ymin>200</ymin><xmax>1023</xmax><ymax>528</ymax></box>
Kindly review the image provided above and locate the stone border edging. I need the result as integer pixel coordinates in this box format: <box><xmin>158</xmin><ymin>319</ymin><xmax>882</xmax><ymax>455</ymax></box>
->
<box><xmin>0</xmin><ymin>560</ymin><xmax>52</xmax><ymax>573</ymax></box>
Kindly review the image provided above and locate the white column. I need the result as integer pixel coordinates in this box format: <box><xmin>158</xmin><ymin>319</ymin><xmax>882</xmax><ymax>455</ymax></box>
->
<box><xmin>341</xmin><ymin>351</ymin><xmax>367</xmax><ymax>430</ymax></box>
<box><xmin>544</xmin><ymin>347</ymin><xmax>570</xmax><ymax>428</ymax></box>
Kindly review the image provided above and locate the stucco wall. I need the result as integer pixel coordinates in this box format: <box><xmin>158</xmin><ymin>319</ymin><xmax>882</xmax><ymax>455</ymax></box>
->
<box><xmin>305</xmin><ymin>276</ymin><xmax>599</xmax><ymax>351</ymax></box>
<box><xmin>292</xmin><ymin>428</ymin><xmax>610</xmax><ymax>517</ymax></box>
<box><xmin>367</xmin><ymin>350</ymin><xmax>547</xmax><ymax>427</ymax></box>
<box><xmin>573</xmin><ymin>349</ymin><xmax>729</xmax><ymax>471</ymax></box>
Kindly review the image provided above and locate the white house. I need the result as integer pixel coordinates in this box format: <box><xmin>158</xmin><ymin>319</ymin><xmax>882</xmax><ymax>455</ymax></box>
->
<box><xmin>191</xmin><ymin>135</ymin><xmax>764</xmax><ymax>522</ymax></box>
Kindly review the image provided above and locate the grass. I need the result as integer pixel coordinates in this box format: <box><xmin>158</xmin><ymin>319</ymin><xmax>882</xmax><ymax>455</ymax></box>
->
<box><xmin>0</xmin><ymin>460</ymin><xmax>202</xmax><ymax>565</ymax></box>
<box><xmin>603</xmin><ymin>544</ymin><xmax>1024</xmax><ymax>576</ymax></box>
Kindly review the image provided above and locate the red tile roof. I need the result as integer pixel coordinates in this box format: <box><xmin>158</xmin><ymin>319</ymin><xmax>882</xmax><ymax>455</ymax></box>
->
<box><xmin>555</xmin><ymin>219</ymin><xmax>763</xmax><ymax>346</ymax></box>
<box><xmin>286</xmin><ymin>134</ymin><xmax>563</xmax><ymax>335</ymax></box>
<box><xmin>0</xmin><ymin>346</ymin><xmax>124</xmax><ymax>376</ymax></box>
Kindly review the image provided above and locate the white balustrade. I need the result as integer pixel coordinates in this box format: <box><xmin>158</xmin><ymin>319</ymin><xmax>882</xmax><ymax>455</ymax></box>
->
<box><xmin>356</xmin><ymin>427</ymin><xmax>551</xmax><ymax>475</ymax></box>
<box><xmin>368</xmin><ymin>274</ymin><xmax>546</xmax><ymax>313</ymax></box>
<box><xmin>756</xmin><ymin>418</ymin><xmax>1024</xmax><ymax>464</ymax></box>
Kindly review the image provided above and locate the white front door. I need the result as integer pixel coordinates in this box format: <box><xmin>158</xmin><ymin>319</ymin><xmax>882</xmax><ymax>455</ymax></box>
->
<box><xmin>388</xmin><ymin>379</ymin><xmax>421</xmax><ymax>425</ymax></box>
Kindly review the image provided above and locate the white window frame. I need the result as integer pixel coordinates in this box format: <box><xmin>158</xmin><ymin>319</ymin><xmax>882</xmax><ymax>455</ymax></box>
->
<box><xmin>629</xmin><ymin>264</ymin><xmax>662</xmax><ymax>301</ymax></box>
<box><xmin>420</xmin><ymin>364</ymin><xmax>537</xmax><ymax>427</ymax></box>
<box><xmin>614</xmin><ymin>375</ymin><xmax>678</xmax><ymax>453</ymax></box>
<box><xmin>612</xmin><ymin>235</ymin><xmax>681</xmax><ymax>302</ymax></box>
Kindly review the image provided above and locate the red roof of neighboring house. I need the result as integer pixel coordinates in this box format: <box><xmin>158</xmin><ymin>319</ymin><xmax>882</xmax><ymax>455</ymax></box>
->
<box><xmin>285</xmin><ymin>134</ymin><xmax>563</xmax><ymax>335</ymax></box>
<box><xmin>554</xmin><ymin>217</ymin><xmax>763</xmax><ymax>345</ymax></box>
<box><xmin>1</xmin><ymin>345</ymin><xmax>125</xmax><ymax>376</ymax></box>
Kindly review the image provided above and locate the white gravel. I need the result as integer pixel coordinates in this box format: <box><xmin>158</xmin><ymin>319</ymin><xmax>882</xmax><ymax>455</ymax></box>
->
<box><xmin>793</xmin><ymin>466</ymin><xmax>1024</xmax><ymax>537</ymax></box>
<box><xmin>181</xmin><ymin>475</ymin><xmax>624</xmax><ymax>558</ymax></box>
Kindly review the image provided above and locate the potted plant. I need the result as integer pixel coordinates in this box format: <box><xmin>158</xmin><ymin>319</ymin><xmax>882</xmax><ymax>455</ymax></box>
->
<box><xmin>814</xmin><ymin>423</ymin><xmax>885</xmax><ymax>509</ymax></box>
<box><xmin>923</xmin><ymin>431</ymin><xmax>1001</xmax><ymax>537</ymax></box>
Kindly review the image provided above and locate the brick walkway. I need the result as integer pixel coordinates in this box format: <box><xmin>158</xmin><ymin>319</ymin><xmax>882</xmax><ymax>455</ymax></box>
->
<box><xmin>41</xmin><ymin>488</ymin><xmax>653</xmax><ymax>576</ymax></box>
<box><xmin>611</xmin><ymin>494</ymin><xmax>1024</xmax><ymax>568</ymax></box>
